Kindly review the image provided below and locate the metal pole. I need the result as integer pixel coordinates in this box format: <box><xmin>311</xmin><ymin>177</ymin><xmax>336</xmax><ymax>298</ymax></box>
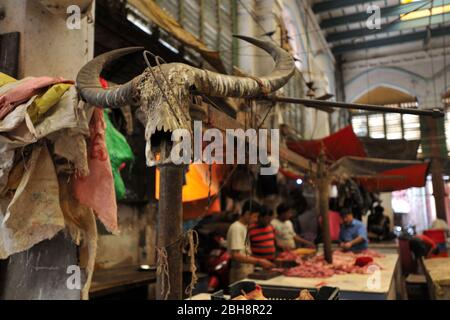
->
<box><xmin>317</xmin><ymin>151</ymin><xmax>332</xmax><ymax>264</ymax></box>
<box><xmin>156</xmin><ymin>140</ymin><xmax>185</xmax><ymax>300</ymax></box>
<box><xmin>260</xmin><ymin>96</ymin><xmax>445</xmax><ymax>118</ymax></box>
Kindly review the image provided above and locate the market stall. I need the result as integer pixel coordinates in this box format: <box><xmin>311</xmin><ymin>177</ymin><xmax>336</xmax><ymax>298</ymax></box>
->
<box><xmin>242</xmin><ymin>253</ymin><xmax>399</xmax><ymax>300</ymax></box>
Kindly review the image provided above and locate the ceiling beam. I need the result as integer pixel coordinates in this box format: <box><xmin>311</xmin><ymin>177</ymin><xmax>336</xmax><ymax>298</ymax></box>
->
<box><xmin>320</xmin><ymin>0</ymin><xmax>450</xmax><ymax>29</ymax></box>
<box><xmin>332</xmin><ymin>25</ymin><xmax>450</xmax><ymax>54</ymax></box>
<box><xmin>313</xmin><ymin>0</ymin><xmax>374</xmax><ymax>14</ymax></box>
<box><xmin>327</xmin><ymin>12</ymin><xmax>450</xmax><ymax>42</ymax></box>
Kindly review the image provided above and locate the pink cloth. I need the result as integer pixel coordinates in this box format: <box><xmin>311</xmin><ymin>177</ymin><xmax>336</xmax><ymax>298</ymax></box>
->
<box><xmin>0</xmin><ymin>76</ymin><xmax>74</xmax><ymax>119</ymax></box>
<box><xmin>73</xmin><ymin>108</ymin><xmax>118</xmax><ymax>233</ymax></box>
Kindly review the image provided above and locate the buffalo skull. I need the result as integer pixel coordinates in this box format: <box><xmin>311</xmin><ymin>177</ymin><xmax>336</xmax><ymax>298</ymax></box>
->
<box><xmin>76</xmin><ymin>35</ymin><xmax>295</xmax><ymax>166</ymax></box>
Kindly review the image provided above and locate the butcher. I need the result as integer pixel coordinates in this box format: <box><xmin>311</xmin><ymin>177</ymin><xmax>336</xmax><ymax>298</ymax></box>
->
<box><xmin>339</xmin><ymin>208</ymin><xmax>369</xmax><ymax>252</ymax></box>
<box><xmin>227</xmin><ymin>200</ymin><xmax>275</xmax><ymax>283</ymax></box>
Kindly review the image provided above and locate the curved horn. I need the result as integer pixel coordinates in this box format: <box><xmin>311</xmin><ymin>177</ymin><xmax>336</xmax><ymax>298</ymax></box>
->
<box><xmin>76</xmin><ymin>47</ymin><xmax>144</xmax><ymax>108</ymax></box>
<box><xmin>193</xmin><ymin>35</ymin><xmax>295</xmax><ymax>98</ymax></box>
<box><xmin>76</xmin><ymin>36</ymin><xmax>295</xmax><ymax>106</ymax></box>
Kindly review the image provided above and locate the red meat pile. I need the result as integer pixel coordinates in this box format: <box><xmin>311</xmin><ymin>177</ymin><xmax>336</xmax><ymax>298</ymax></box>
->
<box><xmin>282</xmin><ymin>250</ymin><xmax>383</xmax><ymax>278</ymax></box>
<box><xmin>276</xmin><ymin>251</ymin><xmax>298</xmax><ymax>261</ymax></box>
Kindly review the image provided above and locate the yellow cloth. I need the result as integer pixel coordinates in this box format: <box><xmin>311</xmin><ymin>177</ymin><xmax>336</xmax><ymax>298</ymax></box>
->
<box><xmin>0</xmin><ymin>73</ymin><xmax>17</xmax><ymax>87</ymax></box>
<box><xmin>27</xmin><ymin>83</ymin><xmax>73</xmax><ymax>123</ymax></box>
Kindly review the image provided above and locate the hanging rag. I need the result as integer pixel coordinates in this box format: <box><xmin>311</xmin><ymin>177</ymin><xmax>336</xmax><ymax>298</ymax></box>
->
<box><xmin>0</xmin><ymin>144</ymin><xmax>65</xmax><ymax>259</ymax></box>
<box><xmin>0</xmin><ymin>76</ymin><xmax>74</xmax><ymax>120</ymax></box>
<box><xmin>73</xmin><ymin>108</ymin><xmax>118</xmax><ymax>233</ymax></box>
<box><xmin>27</xmin><ymin>83</ymin><xmax>73</xmax><ymax>123</ymax></box>
<box><xmin>0</xmin><ymin>72</ymin><xmax>17</xmax><ymax>87</ymax></box>
<box><xmin>59</xmin><ymin>177</ymin><xmax>97</xmax><ymax>300</ymax></box>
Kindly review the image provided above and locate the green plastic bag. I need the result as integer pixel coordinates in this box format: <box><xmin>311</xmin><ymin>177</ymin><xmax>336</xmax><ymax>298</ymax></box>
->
<box><xmin>104</xmin><ymin>110</ymin><xmax>134</xmax><ymax>200</ymax></box>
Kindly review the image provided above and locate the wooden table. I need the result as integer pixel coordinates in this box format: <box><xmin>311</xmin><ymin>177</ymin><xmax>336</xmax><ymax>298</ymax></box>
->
<box><xmin>423</xmin><ymin>257</ymin><xmax>450</xmax><ymax>300</ymax></box>
<box><xmin>318</xmin><ymin>242</ymin><xmax>399</xmax><ymax>255</ymax></box>
<box><xmin>89</xmin><ymin>266</ymin><xmax>156</xmax><ymax>299</ymax></box>
<box><xmin>242</xmin><ymin>253</ymin><xmax>400</xmax><ymax>300</ymax></box>
<box><xmin>367</xmin><ymin>241</ymin><xmax>399</xmax><ymax>254</ymax></box>
<box><xmin>187</xmin><ymin>293</ymin><xmax>213</xmax><ymax>300</ymax></box>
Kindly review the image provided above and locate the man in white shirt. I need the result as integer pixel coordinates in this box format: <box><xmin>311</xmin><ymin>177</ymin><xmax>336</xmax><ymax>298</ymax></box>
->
<box><xmin>272</xmin><ymin>203</ymin><xmax>315</xmax><ymax>251</ymax></box>
<box><xmin>227</xmin><ymin>200</ymin><xmax>275</xmax><ymax>283</ymax></box>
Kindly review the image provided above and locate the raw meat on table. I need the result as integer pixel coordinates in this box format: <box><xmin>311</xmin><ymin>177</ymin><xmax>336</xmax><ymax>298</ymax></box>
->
<box><xmin>281</xmin><ymin>250</ymin><xmax>383</xmax><ymax>278</ymax></box>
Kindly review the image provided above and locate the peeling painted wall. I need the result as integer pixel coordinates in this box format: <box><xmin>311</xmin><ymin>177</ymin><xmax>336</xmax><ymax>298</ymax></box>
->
<box><xmin>95</xmin><ymin>203</ymin><xmax>157</xmax><ymax>270</ymax></box>
<box><xmin>0</xmin><ymin>0</ymin><xmax>94</xmax><ymax>79</ymax></box>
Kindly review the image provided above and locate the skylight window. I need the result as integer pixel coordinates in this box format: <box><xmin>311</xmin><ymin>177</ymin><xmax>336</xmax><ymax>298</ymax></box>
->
<box><xmin>400</xmin><ymin>1</ymin><xmax>450</xmax><ymax>21</ymax></box>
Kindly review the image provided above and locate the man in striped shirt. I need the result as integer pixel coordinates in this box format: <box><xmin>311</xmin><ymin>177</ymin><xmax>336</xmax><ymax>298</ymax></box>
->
<box><xmin>248</xmin><ymin>206</ymin><xmax>276</xmax><ymax>261</ymax></box>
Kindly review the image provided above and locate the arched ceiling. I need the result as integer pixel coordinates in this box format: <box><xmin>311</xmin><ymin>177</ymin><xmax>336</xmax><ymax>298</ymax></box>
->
<box><xmin>355</xmin><ymin>86</ymin><xmax>416</xmax><ymax>105</ymax></box>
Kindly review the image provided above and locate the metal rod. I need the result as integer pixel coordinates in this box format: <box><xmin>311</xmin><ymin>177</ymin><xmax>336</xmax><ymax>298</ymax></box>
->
<box><xmin>260</xmin><ymin>96</ymin><xmax>445</xmax><ymax>117</ymax></box>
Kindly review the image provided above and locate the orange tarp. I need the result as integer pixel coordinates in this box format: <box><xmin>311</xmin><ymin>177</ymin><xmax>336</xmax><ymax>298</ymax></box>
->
<box><xmin>155</xmin><ymin>164</ymin><xmax>221</xmax><ymax>202</ymax></box>
<box><xmin>128</xmin><ymin>0</ymin><xmax>227</xmax><ymax>73</ymax></box>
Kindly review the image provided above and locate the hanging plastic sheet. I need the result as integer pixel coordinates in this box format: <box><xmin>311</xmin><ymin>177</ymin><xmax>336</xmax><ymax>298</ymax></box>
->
<box><xmin>287</xmin><ymin>125</ymin><xmax>367</xmax><ymax>161</ymax></box>
<box><xmin>104</xmin><ymin>111</ymin><xmax>134</xmax><ymax>200</ymax></box>
<box><xmin>330</xmin><ymin>156</ymin><xmax>430</xmax><ymax>192</ymax></box>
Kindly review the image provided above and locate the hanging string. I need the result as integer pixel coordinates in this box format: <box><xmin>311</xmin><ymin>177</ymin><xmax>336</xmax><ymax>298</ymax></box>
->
<box><xmin>206</xmin><ymin>163</ymin><xmax>213</xmax><ymax>212</ymax></box>
<box><xmin>156</xmin><ymin>247</ymin><xmax>170</xmax><ymax>300</ymax></box>
<box><xmin>184</xmin><ymin>229</ymin><xmax>199</xmax><ymax>298</ymax></box>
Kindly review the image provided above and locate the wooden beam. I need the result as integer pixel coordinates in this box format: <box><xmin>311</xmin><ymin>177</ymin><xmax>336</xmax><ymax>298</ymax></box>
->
<box><xmin>156</xmin><ymin>162</ymin><xmax>184</xmax><ymax>300</ymax></box>
<box><xmin>428</xmin><ymin>118</ymin><xmax>448</xmax><ymax>222</ymax></box>
<box><xmin>261</xmin><ymin>96</ymin><xmax>445</xmax><ymax>118</ymax></box>
<box><xmin>0</xmin><ymin>32</ymin><xmax>20</xmax><ymax>78</ymax></box>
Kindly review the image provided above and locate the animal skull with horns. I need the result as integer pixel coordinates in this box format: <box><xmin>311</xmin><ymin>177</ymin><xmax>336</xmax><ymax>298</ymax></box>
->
<box><xmin>76</xmin><ymin>35</ymin><xmax>295</xmax><ymax>166</ymax></box>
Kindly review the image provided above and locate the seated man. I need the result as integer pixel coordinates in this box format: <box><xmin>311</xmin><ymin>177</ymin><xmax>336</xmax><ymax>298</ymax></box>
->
<box><xmin>339</xmin><ymin>208</ymin><xmax>369</xmax><ymax>252</ymax></box>
<box><xmin>226</xmin><ymin>200</ymin><xmax>275</xmax><ymax>283</ymax></box>
<box><xmin>272</xmin><ymin>203</ymin><xmax>315</xmax><ymax>252</ymax></box>
<box><xmin>249</xmin><ymin>206</ymin><xmax>276</xmax><ymax>261</ymax></box>
<box><xmin>368</xmin><ymin>205</ymin><xmax>393</xmax><ymax>241</ymax></box>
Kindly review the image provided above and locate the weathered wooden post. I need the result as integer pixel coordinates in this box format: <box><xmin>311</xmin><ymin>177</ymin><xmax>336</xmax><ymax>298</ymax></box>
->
<box><xmin>156</xmin><ymin>141</ymin><xmax>184</xmax><ymax>300</ymax></box>
<box><xmin>317</xmin><ymin>150</ymin><xmax>332</xmax><ymax>263</ymax></box>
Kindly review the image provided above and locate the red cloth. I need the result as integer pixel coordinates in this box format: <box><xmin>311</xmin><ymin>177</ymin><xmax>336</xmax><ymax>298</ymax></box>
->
<box><xmin>328</xmin><ymin>211</ymin><xmax>341</xmax><ymax>241</ymax></box>
<box><xmin>357</xmin><ymin>163</ymin><xmax>429</xmax><ymax>192</ymax></box>
<box><xmin>416</xmin><ymin>234</ymin><xmax>437</xmax><ymax>250</ymax></box>
<box><xmin>319</xmin><ymin>211</ymin><xmax>341</xmax><ymax>241</ymax></box>
<box><xmin>0</xmin><ymin>76</ymin><xmax>74</xmax><ymax>119</ymax></box>
<box><xmin>287</xmin><ymin>126</ymin><xmax>367</xmax><ymax>161</ymax></box>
